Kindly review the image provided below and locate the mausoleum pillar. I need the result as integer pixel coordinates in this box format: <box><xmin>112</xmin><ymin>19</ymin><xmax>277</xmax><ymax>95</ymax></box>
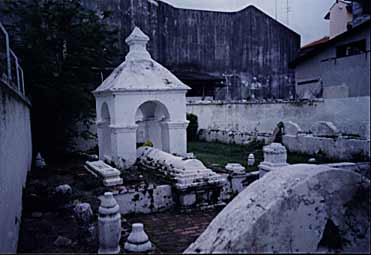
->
<box><xmin>96</xmin><ymin>121</ymin><xmax>105</xmax><ymax>159</ymax></box>
<box><xmin>161</xmin><ymin>121</ymin><xmax>189</xmax><ymax>156</ymax></box>
<box><xmin>97</xmin><ymin>120</ymin><xmax>112</xmax><ymax>160</ymax></box>
<box><xmin>110</xmin><ymin>125</ymin><xmax>138</xmax><ymax>168</ymax></box>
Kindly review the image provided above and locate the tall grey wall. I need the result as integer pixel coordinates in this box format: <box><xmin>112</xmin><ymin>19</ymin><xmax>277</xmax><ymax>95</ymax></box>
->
<box><xmin>0</xmin><ymin>80</ymin><xmax>32</xmax><ymax>253</ymax></box>
<box><xmin>80</xmin><ymin>0</ymin><xmax>300</xmax><ymax>99</ymax></box>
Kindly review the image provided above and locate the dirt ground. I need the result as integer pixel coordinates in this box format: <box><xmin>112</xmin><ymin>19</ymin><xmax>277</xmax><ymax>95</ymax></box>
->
<box><xmin>17</xmin><ymin>156</ymin><xmax>105</xmax><ymax>253</ymax></box>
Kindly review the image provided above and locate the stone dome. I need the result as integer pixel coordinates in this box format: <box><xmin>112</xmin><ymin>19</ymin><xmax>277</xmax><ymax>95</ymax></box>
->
<box><xmin>93</xmin><ymin>27</ymin><xmax>190</xmax><ymax>93</ymax></box>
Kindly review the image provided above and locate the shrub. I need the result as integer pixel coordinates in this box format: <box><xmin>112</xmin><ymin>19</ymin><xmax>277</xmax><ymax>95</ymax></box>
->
<box><xmin>143</xmin><ymin>140</ymin><xmax>154</xmax><ymax>147</ymax></box>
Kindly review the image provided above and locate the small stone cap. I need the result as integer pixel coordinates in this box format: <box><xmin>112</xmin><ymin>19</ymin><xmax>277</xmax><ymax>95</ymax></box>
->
<box><xmin>263</xmin><ymin>143</ymin><xmax>287</xmax><ymax>154</ymax></box>
<box><xmin>225</xmin><ymin>163</ymin><xmax>245</xmax><ymax>173</ymax></box>
<box><xmin>125</xmin><ymin>26</ymin><xmax>150</xmax><ymax>46</ymax></box>
<box><xmin>100</xmin><ymin>192</ymin><xmax>117</xmax><ymax>208</ymax></box>
<box><xmin>132</xmin><ymin>223</ymin><xmax>144</xmax><ymax>231</ymax></box>
<box><xmin>248</xmin><ymin>153</ymin><xmax>255</xmax><ymax>159</ymax></box>
<box><xmin>127</xmin><ymin>223</ymin><xmax>150</xmax><ymax>244</ymax></box>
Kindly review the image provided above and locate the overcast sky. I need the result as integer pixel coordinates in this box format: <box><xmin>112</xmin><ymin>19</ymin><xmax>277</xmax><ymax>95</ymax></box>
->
<box><xmin>161</xmin><ymin>0</ymin><xmax>334</xmax><ymax>46</ymax></box>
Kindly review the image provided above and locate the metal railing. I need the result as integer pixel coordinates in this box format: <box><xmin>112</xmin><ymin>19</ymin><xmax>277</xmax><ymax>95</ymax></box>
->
<box><xmin>0</xmin><ymin>21</ymin><xmax>25</xmax><ymax>96</ymax></box>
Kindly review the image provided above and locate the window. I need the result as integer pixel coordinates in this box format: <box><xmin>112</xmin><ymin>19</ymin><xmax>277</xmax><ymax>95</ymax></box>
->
<box><xmin>297</xmin><ymin>78</ymin><xmax>320</xmax><ymax>86</ymax></box>
<box><xmin>336</xmin><ymin>39</ymin><xmax>366</xmax><ymax>58</ymax></box>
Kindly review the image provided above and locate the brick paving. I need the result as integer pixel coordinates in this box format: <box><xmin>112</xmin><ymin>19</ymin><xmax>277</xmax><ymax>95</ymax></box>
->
<box><xmin>123</xmin><ymin>208</ymin><xmax>223</xmax><ymax>253</ymax></box>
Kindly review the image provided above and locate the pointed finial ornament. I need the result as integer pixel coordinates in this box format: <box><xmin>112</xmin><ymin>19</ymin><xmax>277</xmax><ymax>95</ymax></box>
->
<box><xmin>125</xmin><ymin>27</ymin><xmax>151</xmax><ymax>61</ymax></box>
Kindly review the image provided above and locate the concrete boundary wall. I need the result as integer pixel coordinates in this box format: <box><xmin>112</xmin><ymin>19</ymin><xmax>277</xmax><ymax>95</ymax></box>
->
<box><xmin>0</xmin><ymin>79</ymin><xmax>32</xmax><ymax>252</ymax></box>
<box><xmin>186</xmin><ymin>97</ymin><xmax>370</xmax><ymax>139</ymax></box>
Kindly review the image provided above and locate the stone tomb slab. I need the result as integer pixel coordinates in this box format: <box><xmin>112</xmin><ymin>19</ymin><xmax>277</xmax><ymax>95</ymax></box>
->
<box><xmin>85</xmin><ymin>160</ymin><xmax>123</xmax><ymax>187</ymax></box>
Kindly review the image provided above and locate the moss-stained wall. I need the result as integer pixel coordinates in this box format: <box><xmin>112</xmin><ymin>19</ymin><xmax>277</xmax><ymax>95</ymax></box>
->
<box><xmin>80</xmin><ymin>0</ymin><xmax>301</xmax><ymax>99</ymax></box>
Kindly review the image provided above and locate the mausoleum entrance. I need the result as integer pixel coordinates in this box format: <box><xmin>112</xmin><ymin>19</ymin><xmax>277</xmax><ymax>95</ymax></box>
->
<box><xmin>135</xmin><ymin>100</ymin><xmax>170</xmax><ymax>152</ymax></box>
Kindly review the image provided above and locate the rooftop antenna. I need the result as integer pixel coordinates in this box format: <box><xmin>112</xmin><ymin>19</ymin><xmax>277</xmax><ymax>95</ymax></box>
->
<box><xmin>223</xmin><ymin>73</ymin><xmax>233</xmax><ymax>101</ymax></box>
<box><xmin>286</xmin><ymin>0</ymin><xmax>291</xmax><ymax>25</ymax></box>
<box><xmin>275</xmin><ymin>0</ymin><xmax>278</xmax><ymax>20</ymax></box>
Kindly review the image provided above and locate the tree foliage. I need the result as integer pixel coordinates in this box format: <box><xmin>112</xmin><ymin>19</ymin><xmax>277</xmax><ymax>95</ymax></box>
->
<box><xmin>2</xmin><ymin>0</ymin><xmax>118</xmax><ymax>158</ymax></box>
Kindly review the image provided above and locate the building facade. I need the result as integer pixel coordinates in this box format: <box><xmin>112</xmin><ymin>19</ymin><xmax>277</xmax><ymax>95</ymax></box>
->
<box><xmin>291</xmin><ymin>0</ymin><xmax>370</xmax><ymax>99</ymax></box>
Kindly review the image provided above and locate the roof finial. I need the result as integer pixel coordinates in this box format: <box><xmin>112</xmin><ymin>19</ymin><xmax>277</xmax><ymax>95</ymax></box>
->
<box><xmin>125</xmin><ymin>27</ymin><xmax>151</xmax><ymax>61</ymax></box>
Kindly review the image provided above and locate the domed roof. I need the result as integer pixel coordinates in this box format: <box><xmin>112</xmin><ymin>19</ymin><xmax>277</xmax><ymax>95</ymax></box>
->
<box><xmin>93</xmin><ymin>27</ymin><xmax>190</xmax><ymax>94</ymax></box>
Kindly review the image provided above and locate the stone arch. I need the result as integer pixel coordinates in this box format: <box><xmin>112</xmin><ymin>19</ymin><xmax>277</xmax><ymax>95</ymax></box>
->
<box><xmin>135</xmin><ymin>100</ymin><xmax>171</xmax><ymax>152</ymax></box>
<box><xmin>101</xmin><ymin>102</ymin><xmax>111</xmax><ymax>121</ymax></box>
<box><xmin>100</xmin><ymin>102</ymin><xmax>112</xmax><ymax>161</ymax></box>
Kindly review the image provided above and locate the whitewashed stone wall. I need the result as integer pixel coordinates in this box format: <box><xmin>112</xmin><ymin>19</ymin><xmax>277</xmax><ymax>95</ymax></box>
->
<box><xmin>0</xmin><ymin>80</ymin><xmax>32</xmax><ymax>252</ymax></box>
<box><xmin>186</xmin><ymin>97</ymin><xmax>370</xmax><ymax>139</ymax></box>
<box><xmin>70</xmin><ymin>96</ymin><xmax>370</xmax><ymax>154</ymax></box>
<box><xmin>282</xmin><ymin>135</ymin><xmax>370</xmax><ymax>161</ymax></box>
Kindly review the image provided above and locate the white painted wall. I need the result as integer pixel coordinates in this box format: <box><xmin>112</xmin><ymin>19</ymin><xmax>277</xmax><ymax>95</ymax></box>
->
<box><xmin>0</xmin><ymin>81</ymin><xmax>32</xmax><ymax>253</ymax></box>
<box><xmin>328</xmin><ymin>1</ymin><xmax>353</xmax><ymax>38</ymax></box>
<box><xmin>186</xmin><ymin>97</ymin><xmax>370</xmax><ymax>138</ymax></box>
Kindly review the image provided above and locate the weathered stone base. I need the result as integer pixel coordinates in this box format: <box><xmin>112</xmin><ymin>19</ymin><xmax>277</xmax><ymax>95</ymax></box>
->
<box><xmin>283</xmin><ymin>134</ymin><xmax>370</xmax><ymax>161</ymax></box>
<box><xmin>110</xmin><ymin>184</ymin><xmax>174</xmax><ymax>215</ymax></box>
<box><xmin>102</xmin><ymin>177</ymin><xmax>123</xmax><ymax>187</ymax></box>
<box><xmin>175</xmin><ymin>185</ymin><xmax>224</xmax><ymax>209</ymax></box>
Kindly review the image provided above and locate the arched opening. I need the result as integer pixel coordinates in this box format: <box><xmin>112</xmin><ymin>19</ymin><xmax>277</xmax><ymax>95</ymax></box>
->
<box><xmin>100</xmin><ymin>102</ymin><xmax>112</xmax><ymax>160</ymax></box>
<box><xmin>135</xmin><ymin>101</ymin><xmax>170</xmax><ymax>152</ymax></box>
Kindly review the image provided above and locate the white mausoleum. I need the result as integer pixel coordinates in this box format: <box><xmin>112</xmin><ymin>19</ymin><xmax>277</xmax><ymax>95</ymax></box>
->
<box><xmin>93</xmin><ymin>27</ymin><xmax>190</xmax><ymax>169</ymax></box>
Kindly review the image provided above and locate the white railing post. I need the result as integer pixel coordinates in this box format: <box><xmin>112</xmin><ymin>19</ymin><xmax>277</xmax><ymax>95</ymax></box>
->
<box><xmin>0</xmin><ymin>22</ymin><xmax>12</xmax><ymax>81</ymax></box>
<box><xmin>19</xmin><ymin>66</ymin><xmax>25</xmax><ymax>95</ymax></box>
<box><xmin>10</xmin><ymin>49</ymin><xmax>21</xmax><ymax>90</ymax></box>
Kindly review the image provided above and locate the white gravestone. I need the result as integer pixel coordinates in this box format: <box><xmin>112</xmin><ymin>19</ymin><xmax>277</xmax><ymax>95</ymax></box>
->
<box><xmin>98</xmin><ymin>192</ymin><xmax>121</xmax><ymax>254</ymax></box>
<box><xmin>258</xmin><ymin>143</ymin><xmax>289</xmax><ymax>177</ymax></box>
<box><xmin>247</xmin><ymin>153</ymin><xmax>255</xmax><ymax>166</ymax></box>
<box><xmin>225</xmin><ymin>163</ymin><xmax>248</xmax><ymax>194</ymax></box>
<box><xmin>124</xmin><ymin>223</ymin><xmax>153</xmax><ymax>253</ymax></box>
<box><xmin>35</xmin><ymin>152</ymin><xmax>46</xmax><ymax>169</ymax></box>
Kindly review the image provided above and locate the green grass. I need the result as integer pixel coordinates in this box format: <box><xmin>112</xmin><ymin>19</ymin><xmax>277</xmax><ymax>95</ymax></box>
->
<box><xmin>187</xmin><ymin>141</ymin><xmax>264</xmax><ymax>172</ymax></box>
<box><xmin>188</xmin><ymin>141</ymin><xmax>346</xmax><ymax>173</ymax></box>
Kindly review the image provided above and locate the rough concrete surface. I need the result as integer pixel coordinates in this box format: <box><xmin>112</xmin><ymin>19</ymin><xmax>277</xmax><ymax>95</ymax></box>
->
<box><xmin>185</xmin><ymin>164</ymin><xmax>370</xmax><ymax>253</ymax></box>
<box><xmin>0</xmin><ymin>81</ymin><xmax>32</xmax><ymax>253</ymax></box>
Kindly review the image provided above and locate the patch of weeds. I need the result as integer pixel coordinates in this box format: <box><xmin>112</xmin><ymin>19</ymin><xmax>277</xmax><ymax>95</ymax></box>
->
<box><xmin>350</xmin><ymin>152</ymin><xmax>369</xmax><ymax>162</ymax></box>
<box><xmin>287</xmin><ymin>149</ymin><xmax>343</xmax><ymax>164</ymax></box>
